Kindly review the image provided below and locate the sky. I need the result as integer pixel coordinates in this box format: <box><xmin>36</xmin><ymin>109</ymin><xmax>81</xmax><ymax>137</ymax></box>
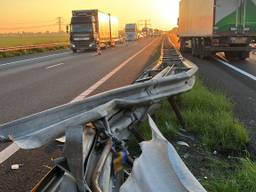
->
<box><xmin>0</xmin><ymin>0</ymin><xmax>179</xmax><ymax>33</ymax></box>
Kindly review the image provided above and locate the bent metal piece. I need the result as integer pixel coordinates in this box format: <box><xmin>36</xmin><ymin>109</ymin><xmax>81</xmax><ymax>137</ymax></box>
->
<box><xmin>91</xmin><ymin>140</ymin><xmax>112</xmax><ymax>192</ymax></box>
<box><xmin>0</xmin><ymin>36</ymin><xmax>202</xmax><ymax>192</ymax></box>
<box><xmin>120</xmin><ymin>115</ymin><xmax>207</xmax><ymax>192</ymax></box>
<box><xmin>0</xmin><ymin>59</ymin><xmax>197</xmax><ymax>149</ymax></box>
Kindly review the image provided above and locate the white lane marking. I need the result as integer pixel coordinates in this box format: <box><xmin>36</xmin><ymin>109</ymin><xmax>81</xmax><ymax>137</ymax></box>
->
<box><xmin>0</xmin><ymin>51</ymin><xmax>70</xmax><ymax>67</ymax></box>
<box><xmin>72</xmin><ymin>39</ymin><xmax>158</xmax><ymax>102</ymax></box>
<box><xmin>46</xmin><ymin>63</ymin><xmax>64</xmax><ymax>69</ymax></box>
<box><xmin>0</xmin><ymin>39</ymin><xmax>157</xmax><ymax>163</ymax></box>
<box><xmin>214</xmin><ymin>57</ymin><xmax>256</xmax><ymax>81</ymax></box>
<box><xmin>0</xmin><ymin>143</ymin><xmax>19</xmax><ymax>164</ymax></box>
<box><xmin>55</xmin><ymin>39</ymin><xmax>157</xmax><ymax>143</ymax></box>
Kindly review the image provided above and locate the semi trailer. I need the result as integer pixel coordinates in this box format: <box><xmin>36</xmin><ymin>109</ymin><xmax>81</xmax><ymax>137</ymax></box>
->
<box><xmin>69</xmin><ymin>10</ymin><xmax>119</xmax><ymax>52</ymax></box>
<box><xmin>125</xmin><ymin>23</ymin><xmax>139</xmax><ymax>41</ymax></box>
<box><xmin>178</xmin><ymin>0</ymin><xmax>256</xmax><ymax>59</ymax></box>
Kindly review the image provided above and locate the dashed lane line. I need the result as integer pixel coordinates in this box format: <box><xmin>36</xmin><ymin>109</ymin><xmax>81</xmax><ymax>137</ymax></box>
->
<box><xmin>0</xmin><ymin>39</ymin><xmax>157</xmax><ymax>164</ymax></box>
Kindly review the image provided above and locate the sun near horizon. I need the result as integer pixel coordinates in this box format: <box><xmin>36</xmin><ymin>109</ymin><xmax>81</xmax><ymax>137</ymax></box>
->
<box><xmin>0</xmin><ymin>0</ymin><xmax>179</xmax><ymax>33</ymax></box>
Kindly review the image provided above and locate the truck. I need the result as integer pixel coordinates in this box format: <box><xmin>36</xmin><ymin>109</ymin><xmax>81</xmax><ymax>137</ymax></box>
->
<box><xmin>178</xmin><ymin>0</ymin><xmax>256</xmax><ymax>59</ymax></box>
<box><xmin>153</xmin><ymin>29</ymin><xmax>161</xmax><ymax>37</ymax></box>
<box><xmin>141</xmin><ymin>27</ymin><xmax>154</xmax><ymax>37</ymax></box>
<box><xmin>125</xmin><ymin>23</ymin><xmax>139</xmax><ymax>41</ymax></box>
<box><xmin>69</xmin><ymin>10</ymin><xmax>119</xmax><ymax>52</ymax></box>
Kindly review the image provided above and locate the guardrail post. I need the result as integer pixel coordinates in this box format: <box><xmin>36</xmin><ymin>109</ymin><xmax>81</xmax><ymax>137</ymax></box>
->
<box><xmin>168</xmin><ymin>96</ymin><xmax>186</xmax><ymax>130</ymax></box>
<box><xmin>128</xmin><ymin>126</ymin><xmax>145</xmax><ymax>142</ymax></box>
<box><xmin>64</xmin><ymin>125</ymin><xmax>95</xmax><ymax>191</ymax></box>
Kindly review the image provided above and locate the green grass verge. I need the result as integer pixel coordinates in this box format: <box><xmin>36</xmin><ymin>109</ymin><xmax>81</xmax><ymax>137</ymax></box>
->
<box><xmin>0</xmin><ymin>34</ymin><xmax>68</xmax><ymax>47</ymax></box>
<box><xmin>0</xmin><ymin>34</ymin><xmax>69</xmax><ymax>58</ymax></box>
<box><xmin>145</xmin><ymin>102</ymin><xmax>179</xmax><ymax>140</ymax></box>
<box><xmin>0</xmin><ymin>45</ymin><xmax>69</xmax><ymax>59</ymax></box>
<box><xmin>204</xmin><ymin>158</ymin><xmax>256</xmax><ymax>192</ymax></box>
<box><xmin>129</xmin><ymin>78</ymin><xmax>254</xmax><ymax>191</ymax></box>
<box><xmin>137</xmin><ymin>79</ymin><xmax>249</xmax><ymax>152</ymax></box>
<box><xmin>180</xmin><ymin>80</ymin><xmax>249</xmax><ymax>152</ymax></box>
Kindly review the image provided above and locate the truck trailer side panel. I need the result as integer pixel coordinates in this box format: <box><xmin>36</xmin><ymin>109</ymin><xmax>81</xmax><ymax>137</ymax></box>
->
<box><xmin>178</xmin><ymin>0</ymin><xmax>214</xmax><ymax>37</ymax></box>
<box><xmin>244</xmin><ymin>0</ymin><xmax>256</xmax><ymax>35</ymax></box>
<box><xmin>215</xmin><ymin>0</ymin><xmax>256</xmax><ymax>35</ymax></box>
<box><xmin>214</xmin><ymin>0</ymin><xmax>240</xmax><ymax>34</ymax></box>
<box><xmin>98</xmin><ymin>11</ymin><xmax>111</xmax><ymax>41</ymax></box>
<box><xmin>110</xmin><ymin>16</ymin><xmax>119</xmax><ymax>40</ymax></box>
<box><xmin>97</xmin><ymin>12</ymin><xmax>119</xmax><ymax>42</ymax></box>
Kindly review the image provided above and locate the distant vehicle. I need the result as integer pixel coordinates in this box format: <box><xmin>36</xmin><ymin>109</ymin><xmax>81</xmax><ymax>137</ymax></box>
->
<box><xmin>118</xmin><ymin>35</ymin><xmax>125</xmax><ymax>44</ymax></box>
<box><xmin>117</xmin><ymin>30</ymin><xmax>125</xmax><ymax>44</ymax></box>
<box><xmin>141</xmin><ymin>28</ymin><xmax>148</xmax><ymax>37</ymax></box>
<box><xmin>142</xmin><ymin>27</ymin><xmax>152</xmax><ymax>37</ymax></box>
<box><xmin>69</xmin><ymin>9</ymin><xmax>119</xmax><ymax>52</ymax></box>
<box><xmin>138</xmin><ymin>33</ymin><xmax>144</xmax><ymax>39</ymax></box>
<box><xmin>125</xmin><ymin>23</ymin><xmax>139</xmax><ymax>41</ymax></box>
<box><xmin>148</xmin><ymin>28</ymin><xmax>154</xmax><ymax>37</ymax></box>
<box><xmin>178</xmin><ymin>0</ymin><xmax>256</xmax><ymax>59</ymax></box>
<box><xmin>153</xmin><ymin>29</ymin><xmax>161</xmax><ymax>37</ymax></box>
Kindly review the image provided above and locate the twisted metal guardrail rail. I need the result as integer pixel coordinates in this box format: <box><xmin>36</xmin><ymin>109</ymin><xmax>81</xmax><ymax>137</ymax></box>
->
<box><xmin>0</xmin><ymin>36</ymin><xmax>206</xmax><ymax>192</ymax></box>
<box><xmin>0</xmin><ymin>42</ymin><xmax>69</xmax><ymax>53</ymax></box>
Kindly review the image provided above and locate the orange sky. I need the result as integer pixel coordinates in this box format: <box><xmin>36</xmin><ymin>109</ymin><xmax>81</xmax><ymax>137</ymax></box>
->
<box><xmin>0</xmin><ymin>0</ymin><xmax>179</xmax><ymax>33</ymax></box>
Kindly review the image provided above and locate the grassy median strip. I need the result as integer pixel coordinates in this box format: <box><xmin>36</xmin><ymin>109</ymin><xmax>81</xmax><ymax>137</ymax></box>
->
<box><xmin>0</xmin><ymin>45</ymin><xmax>69</xmax><ymax>58</ymax></box>
<box><xmin>0</xmin><ymin>34</ymin><xmax>68</xmax><ymax>48</ymax></box>
<box><xmin>129</xmin><ymin>78</ymin><xmax>256</xmax><ymax>191</ymax></box>
<box><xmin>0</xmin><ymin>34</ymin><xmax>69</xmax><ymax>58</ymax></box>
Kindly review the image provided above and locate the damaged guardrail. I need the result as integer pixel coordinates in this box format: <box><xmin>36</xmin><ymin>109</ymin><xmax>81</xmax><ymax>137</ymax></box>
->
<box><xmin>0</xmin><ymin>36</ymin><xmax>206</xmax><ymax>192</ymax></box>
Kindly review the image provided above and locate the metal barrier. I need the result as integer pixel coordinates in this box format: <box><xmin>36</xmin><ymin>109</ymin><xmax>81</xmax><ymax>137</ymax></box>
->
<box><xmin>0</xmin><ymin>42</ymin><xmax>69</xmax><ymax>53</ymax></box>
<box><xmin>0</xmin><ymin>36</ymin><xmax>206</xmax><ymax>192</ymax></box>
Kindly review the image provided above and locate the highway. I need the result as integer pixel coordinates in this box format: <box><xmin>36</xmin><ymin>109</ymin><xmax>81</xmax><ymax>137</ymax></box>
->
<box><xmin>0</xmin><ymin>37</ymin><xmax>161</xmax><ymax>192</ymax></box>
<box><xmin>0</xmin><ymin>36</ymin><xmax>255</xmax><ymax>191</ymax></box>
<box><xmin>0</xmin><ymin>38</ymin><xmax>160</xmax><ymax>124</ymax></box>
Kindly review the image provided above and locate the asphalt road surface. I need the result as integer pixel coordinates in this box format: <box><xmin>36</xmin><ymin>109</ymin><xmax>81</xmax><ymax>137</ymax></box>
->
<box><xmin>0</xmin><ymin>37</ymin><xmax>161</xmax><ymax>192</ymax></box>
<box><xmin>1</xmin><ymin>37</ymin><xmax>255</xmax><ymax>191</ymax></box>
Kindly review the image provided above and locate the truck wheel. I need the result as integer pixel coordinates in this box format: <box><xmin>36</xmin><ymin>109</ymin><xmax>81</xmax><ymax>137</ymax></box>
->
<box><xmin>199</xmin><ymin>38</ymin><xmax>209</xmax><ymax>59</ymax></box>
<box><xmin>238</xmin><ymin>51</ymin><xmax>249</xmax><ymax>60</ymax></box>
<box><xmin>192</xmin><ymin>38</ymin><xmax>196</xmax><ymax>56</ymax></box>
<box><xmin>195</xmin><ymin>38</ymin><xmax>200</xmax><ymax>57</ymax></box>
<box><xmin>180</xmin><ymin>38</ymin><xmax>186</xmax><ymax>53</ymax></box>
<box><xmin>199</xmin><ymin>49</ymin><xmax>205</xmax><ymax>59</ymax></box>
<box><xmin>225</xmin><ymin>52</ymin><xmax>237</xmax><ymax>60</ymax></box>
<box><xmin>180</xmin><ymin>38</ymin><xmax>191</xmax><ymax>53</ymax></box>
<box><xmin>204</xmin><ymin>51</ymin><xmax>210</xmax><ymax>59</ymax></box>
<box><xmin>102</xmin><ymin>44</ymin><xmax>107</xmax><ymax>49</ymax></box>
<box><xmin>111</xmin><ymin>42</ymin><xmax>116</xmax><ymax>47</ymax></box>
<box><xmin>199</xmin><ymin>38</ymin><xmax>204</xmax><ymax>59</ymax></box>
